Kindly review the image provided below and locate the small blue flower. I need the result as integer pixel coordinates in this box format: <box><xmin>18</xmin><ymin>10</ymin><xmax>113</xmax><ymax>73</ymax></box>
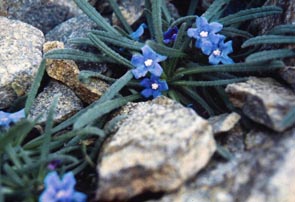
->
<box><xmin>208</xmin><ymin>37</ymin><xmax>234</xmax><ymax>65</ymax></box>
<box><xmin>0</xmin><ymin>109</ymin><xmax>25</xmax><ymax>129</ymax></box>
<box><xmin>140</xmin><ymin>75</ymin><xmax>169</xmax><ymax>98</ymax></box>
<box><xmin>187</xmin><ymin>16</ymin><xmax>223</xmax><ymax>54</ymax></box>
<box><xmin>163</xmin><ymin>26</ymin><xmax>178</xmax><ymax>44</ymax></box>
<box><xmin>131</xmin><ymin>45</ymin><xmax>167</xmax><ymax>79</ymax></box>
<box><xmin>39</xmin><ymin>171</ymin><xmax>87</xmax><ymax>202</ymax></box>
<box><xmin>130</xmin><ymin>23</ymin><xmax>147</xmax><ymax>41</ymax></box>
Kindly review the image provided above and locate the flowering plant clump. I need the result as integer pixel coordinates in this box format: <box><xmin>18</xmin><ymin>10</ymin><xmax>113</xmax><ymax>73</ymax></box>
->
<box><xmin>39</xmin><ymin>172</ymin><xmax>87</xmax><ymax>202</ymax></box>
<box><xmin>2</xmin><ymin>0</ymin><xmax>295</xmax><ymax>202</ymax></box>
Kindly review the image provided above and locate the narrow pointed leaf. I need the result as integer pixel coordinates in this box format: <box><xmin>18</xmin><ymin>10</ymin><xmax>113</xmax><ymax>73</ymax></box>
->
<box><xmin>246</xmin><ymin>49</ymin><xmax>295</xmax><ymax>63</ymax></box>
<box><xmin>219</xmin><ymin>6</ymin><xmax>282</xmax><ymax>26</ymax></box>
<box><xmin>242</xmin><ymin>35</ymin><xmax>295</xmax><ymax>48</ymax></box>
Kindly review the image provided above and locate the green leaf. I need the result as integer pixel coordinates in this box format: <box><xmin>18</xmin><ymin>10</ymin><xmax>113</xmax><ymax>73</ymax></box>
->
<box><xmin>187</xmin><ymin>0</ymin><xmax>199</xmax><ymax>16</ymax></box>
<box><xmin>161</xmin><ymin>0</ymin><xmax>172</xmax><ymax>23</ymax></box>
<box><xmin>280</xmin><ymin>106</ymin><xmax>295</xmax><ymax>129</ymax></box>
<box><xmin>175</xmin><ymin>60</ymin><xmax>285</xmax><ymax>76</ymax></box>
<box><xmin>242</xmin><ymin>35</ymin><xmax>295</xmax><ymax>48</ymax></box>
<box><xmin>39</xmin><ymin>95</ymin><xmax>59</xmax><ymax>170</ymax></box>
<box><xmin>25</xmin><ymin>59</ymin><xmax>46</xmax><ymax>114</ymax></box>
<box><xmin>88</xmin><ymin>33</ymin><xmax>133</xmax><ymax>68</ymax></box>
<box><xmin>44</xmin><ymin>48</ymin><xmax>111</xmax><ymax>63</ymax></box>
<box><xmin>169</xmin><ymin>15</ymin><xmax>197</xmax><ymax>28</ymax></box>
<box><xmin>108</xmin><ymin>0</ymin><xmax>133</xmax><ymax>33</ymax></box>
<box><xmin>73</xmin><ymin>0</ymin><xmax>118</xmax><ymax>34</ymax></box>
<box><xmin>73</xmin><ymin>94</ymin><xmax>141</xmax><ymax>129</ymax></box>
<box><xmin>246</xmin><ymin>49</ymin><xmax>295</xmax><ymax>63</ymax></box>
<box><xmin>91</xmin><ymin>30</ymin><xmax>144</xmax><ymax>50</ymax></box>
<box><xmin>202</xmin><ymin>0</ymin><xmax>230</xmax><ymax>21</ymax></box>
<box><xmin>144</xmin><ymin>9</ymin><xmax>155</xmax><ymax>38</ymax></box>
<box><xmin>268</xmin><ymin>24</ymin><xmax>295</xmax><ymax>35</ymax></box>
<box><xmin>180</xmin><ymin>87</ymin><xmax>215</xmax><ymax>116</ymax></box>
<box><xmin>221</xmin><ymin>27</ymin><xmax>253</xmax><ymax>38</ymax></box>
<box><xmin>0</xmin><ymin>120</ymin><xmax>34</xmax><ymax>153</ymax></box>
<box><xmin>147</xmin><ymin>40</ymin><xmax>186</xmax><ymax>58</ymax></box>
<box><xmin>151</xmin><ymin>0</ymin><xmax>164</xmax><ymax>43</ymax></box>
<box><xmin>219</xmin><ymin>6</ymin><xmax>282</xmax><ymax>26</ymax></box>
<box><xmin>172</xmin><ymin>77</ymin><xmax>248</xmax><ymax>87</ymax></box>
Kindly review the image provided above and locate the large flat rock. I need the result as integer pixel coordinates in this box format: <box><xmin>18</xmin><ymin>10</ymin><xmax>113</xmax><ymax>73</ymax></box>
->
<box><xmin>96</xmin><ymin>97</ymin><xmax>216</xmax><ymax>201</ymax></box>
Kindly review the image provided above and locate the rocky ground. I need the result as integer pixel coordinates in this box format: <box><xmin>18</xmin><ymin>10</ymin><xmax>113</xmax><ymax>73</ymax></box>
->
<box><xmin>0</xmin><ymin>0</ymin><xmax>294</xmax><ymax>202</ymax></box>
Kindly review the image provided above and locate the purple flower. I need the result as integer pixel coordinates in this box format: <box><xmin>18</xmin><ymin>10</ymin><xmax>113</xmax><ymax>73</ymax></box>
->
<box><xmin>163</xmin><ymin>26</ymin><xmax>178</xmax><ymax>44</ymax></box>
<box><xmin>208</xmin><ymin>37</ymin><xmax>234</xmax><ymax>65</ymax></box>
<box><xmin>130</xmin><ymin>23</ymin><xmax>147</xmax><ymax>41</ymax></box>
<box><xmin>131</xmin><ymin>45</ymin><xmax>167</xmax><ymax>79</ymax></box>
<box><xmin>140</xmin><ymin>75</ymin><xmax>169</xmax><ymax>98</ymax></box>
<box><xmin>39</xmin><ymin>171</ymin><xmax>87</xmax><ymax>202</ymax></box>
<box><xmin>47</xmin><ymin>160</ymin><xmax>62</xmax><ymax>170</ymax></box>
<box><xmin>0</xmin><ymin>109</ymin><xmax>25</xmax><ymax>128</ymax></box>
<box><xmin>187</xmin><ymin>16</ymin><xmax>223</xmax><ymax>54</ymax></box>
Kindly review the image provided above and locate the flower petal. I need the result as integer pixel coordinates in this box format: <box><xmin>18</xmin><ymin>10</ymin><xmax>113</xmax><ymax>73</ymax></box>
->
<box><xmin>132</xmin><ymin>67</ymin><xmax>148</xmax><ymax>79</ymax></box>
<box><xmin>140</xmin><ymin>77</ymin><xmax>151</xmax><ymax>88</ymax></box>
<box><xmin>187</xmin><ymin>28</ymin><xmax>198</xmax><ymax>38</ymax></box>
<box><xmin>130</xmin><ymin>23</ymin><xmax>147</xmax><ymax>41</ymax></box>
<box><xmin>200</xmin><ymin>40</ymin><xmax>214</xmax><ymax>55</ymax></box>
<box><xmin>141</xmin><ymin>89</ymin><xmax>153</xmax><ymax>98</ymax></box>
<box><xmin>9</xmin><ymin>109</ymin><xmax>25</xmax><ymax>123</ymax></box>
<box><xmin>158</xmin><ymin>80</ymin><xmax>169</xmax><ymax>91</ymax></box>
<box><xmin>62</xmin><ymin>172</ymin><xmax>76</xmax><ymax>190</ymax></box>
<box><xmin>209</xmin><ymin>54</ymin><xmax>221</xmax><ymax>65</ymax></box>
<box><xmin>44</xmin><ymin>172</ymin><xmax>61</xmax><ymax>188</ymax></box>
<box><xmin>131</xmin><ymin>54</ymin><xmax>144</xmax><ymax>68</ymax></box>
<box><xmin>220</xmin><ymin>55</ymin><xmax>234</xmax><ymax>64</ymax></box>
<box><xmin>149</xmin><ymin>63</ymin><xmax>163</xmax><ymax>77</ymax></box>
<box><xmin>209</xmin><ymin>22</ymin><xmax>223</xmax><ymax>33</ymax></box>
<box><xmin>222</xmin><ymin>40</ymin><xmax>233</xmax><ymax>54</ymax></box>
<box><xmin>73</xmin><ymin>192</ymin><xmax>87</xmax><ymax>202</ymax></box>
<box><xmin>152</xmin><ymin>90</ymin><xmax>162</xmax><ymax>98</ymax></box>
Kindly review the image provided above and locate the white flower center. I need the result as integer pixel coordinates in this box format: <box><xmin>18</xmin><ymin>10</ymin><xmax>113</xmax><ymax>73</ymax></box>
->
<box><xmin>151</xmin><ymin>83</ymin><xmax>159</xmax><ymax>90</ymax></box>
<box><xmin>213</xmin><ymin>49</ymin><xmax>221</xmax><ymax>56</ymax></box>
<box><xmin>200</xmin><ymin>31</ymin><xmax>208</xmax><ymax>38</ymax></box>
<box><xmin>56</xmin><ymin>190</ymin><xmax>69</xmax><ymax>199</ymax></box>
<box><xmin>144</xmin><ymin>59</ymin><xmax>153</xmax><ymax>67</ymax></box>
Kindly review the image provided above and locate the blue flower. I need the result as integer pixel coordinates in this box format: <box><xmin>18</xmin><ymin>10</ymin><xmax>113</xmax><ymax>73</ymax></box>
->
<box><xmin>39</xmin><ymin>171</ymin><xmax>87</xmax><ymax>202</ymax></box>
<box><xmin>130</xmin><ymin>23</ymin><xmax>147</xmax><ymax>41</ymax></box>
<box><xmin>187</xmin><ymin>16</ymin><xmax>223</xmax><ymax>54</ymax></box>
<box><xmin>140</xmin><ymin>75</ymin><xmax>169</xmax><ymax>98</ymax></box>
<box><xmin>0</xmin><ymin>109</ymin><xmax>25</xmax><ymax>128</ymax></box>
<box><xmin>163</xmin><ymin>26</ymin><xmax>178</xmax><ymax>44</ymax></box>
<box><xmin>131</xmin><ymin>45</ymin><xmax>167</xmax><ymax>79</ymax></box>
<box><xmin>208</xmin><ymin>37</ymin><xmax>234</xmax><ymax>65</ymax></box>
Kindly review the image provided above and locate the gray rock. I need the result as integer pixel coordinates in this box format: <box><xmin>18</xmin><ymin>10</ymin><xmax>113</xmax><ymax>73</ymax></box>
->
<box><xmin>0</xmin><ymin>17</ymin><xmax>44</xmax><ymax>109</ymax></box>
<box><xmin>149</xmin><ymin>127</ymin><xmax>295</xmax><ymax>202</ymax></box>
<box><xmin>96</xmin><ymin>96</ymin><xmax>216</xmax><ymax>201</ymax></box>
<box><xmin>29</xmin><ymin>81</ymin><xmax>83</xmax><ymax>124</ymax></box>
<box><xmin>112</xmin><ymin>0</ymin><xmax>145</xmax><ymax>27</ymax></box>
<box><xmin>45</xmin><ymin>14</ymin><xmax>100</xmax><ymax>47</ymax></box>
<box><xmin>225</xmin><ymin>77</ymin><xmax>295</xmax><ymax>132</ymax></box>
<box><xmin>208</xmin><ymin>112</ymin><xmax>241</xmax><ymax>135</ymax></box>
<box><xmin>0</xmin><ymin>0</ymin><xmax>86</xmax><ymax>33</ymax></box>
<box><xmin>279</xmin><ymin>66</ymin><xmax>295</xmax><ymax>90</ymax></box>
